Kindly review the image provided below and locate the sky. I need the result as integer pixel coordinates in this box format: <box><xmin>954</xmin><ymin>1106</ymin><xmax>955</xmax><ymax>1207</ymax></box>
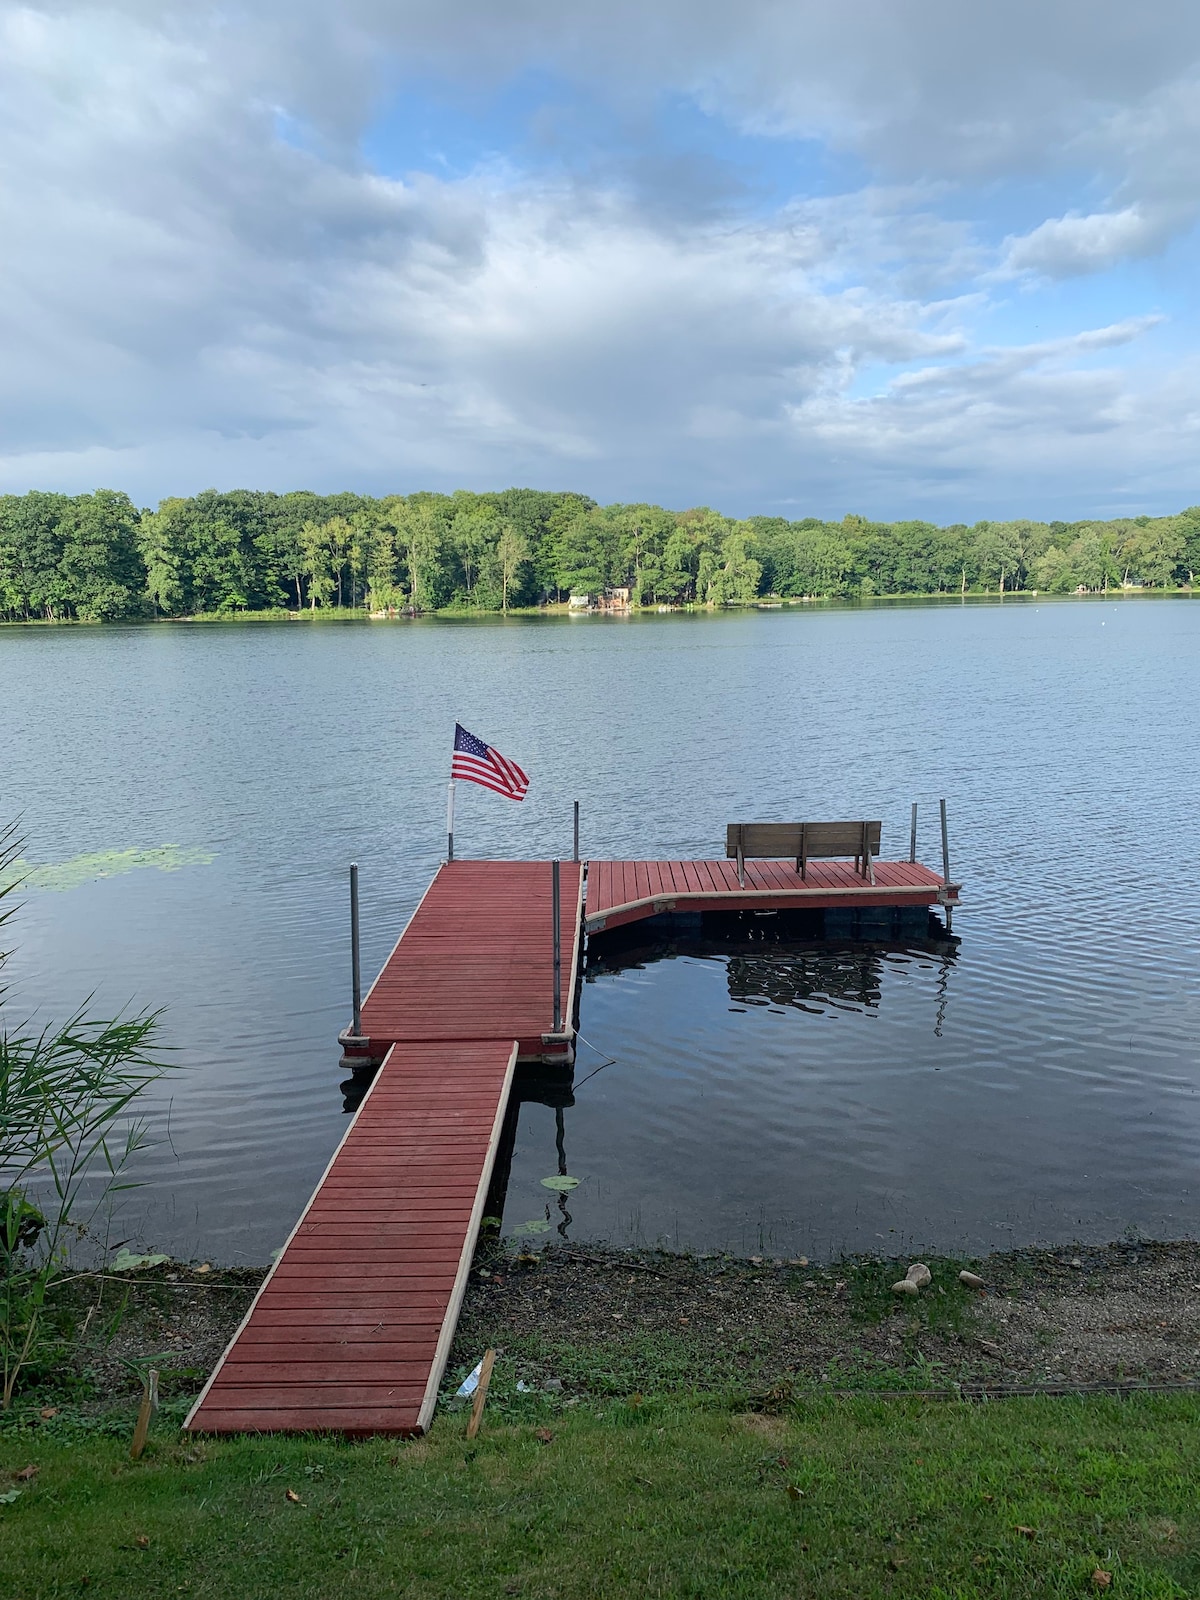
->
<box><xmin>3</xmin><ymin>0</ymin><xmax>1200</xmax><ymax>521</ymax></box>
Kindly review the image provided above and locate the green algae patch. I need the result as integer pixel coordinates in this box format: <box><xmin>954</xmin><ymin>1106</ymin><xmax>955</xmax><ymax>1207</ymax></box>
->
<box><xmin>6</xmin><ymin>845</ymin><xmax>216</xmax><ymax>892</ymax></box>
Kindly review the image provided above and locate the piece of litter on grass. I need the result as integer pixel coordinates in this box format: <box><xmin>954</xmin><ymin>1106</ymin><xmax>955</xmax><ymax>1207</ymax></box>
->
<box><xmin>285</xmin><ymin>1489</ymin><xmax>303</xmax><ymax>1504</ymax></box>
<box><xmin>516</xmin><ymin>1380</ymin><xmax>533</xmax><ymax>1393</ymax></box>
<box><xmin>456</xmin><ymin>1361</ymin><xmax>483</xmax><ymax>1398</ymax></box>
<box><xmin>111</xmin><ymin>1249</ymin><xmax>170</xmax><ymax>1272</ymax></box>
<box><xmin>14</xmin><ymin>1465</ymin><xmax>38</xmax><ymax>1481</ymax></box>
<box><xmin>1092</xmin><ymin>1571</ymin><xmax>1112</xmax><ymax>1591</ymax></box>
<box><xmin>0</xmin><ymin>1490</ymin><xmax>21</xmax><ymax>1505</ymax></box>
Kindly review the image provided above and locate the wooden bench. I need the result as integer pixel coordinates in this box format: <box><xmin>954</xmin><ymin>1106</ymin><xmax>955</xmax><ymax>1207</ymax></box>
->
<box><xmin>725</xmin><ymin>822</ymin><xmax>882</xmax><ymax>887</ymax></box>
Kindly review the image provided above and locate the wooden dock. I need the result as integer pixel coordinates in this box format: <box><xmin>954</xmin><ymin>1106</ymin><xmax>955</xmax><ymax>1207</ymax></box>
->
<box><xmin>187</xmin><ymin>847</ymin><xmax>958</xmax><ymax>1438</ymax></box>
<box><xmin>186</xmin><ymin>861</ymin><xmax>583</xmax><ymax>1438</ymax></box>
<box><xmin>185</xmin><ymin>1040</ymin><xmax>516</xmax><ymax>1436</ymax></box>
<box><xmin>585</xmin><ymin>857</ymin><xmax>958</xmax><ymax>934</ymax></box>
<box><xmin>346</xmin><ymin>860</ymin><xmax>584</xmax><ymax>1068</ymax></box>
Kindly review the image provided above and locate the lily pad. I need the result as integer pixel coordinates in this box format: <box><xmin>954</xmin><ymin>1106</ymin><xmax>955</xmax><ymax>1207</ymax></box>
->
<box><xmin>111</xmin><ymin>1249</ymin><xmax>170</xmax><ymax>1272</ymax></box>
<box><xmin>512</xmin><ymin>1219</ymin><xmax>552</xmax><ymax>1235</ymax></box>
<box><xmin>5</xmin><ymin>845</ymin><xmax>216</xmax><ymax>893</ymax></box>
<box><xmin>540</xmin><ymin>1175</ymin><xmax>581</xmax><ymax>1192</ymax></box>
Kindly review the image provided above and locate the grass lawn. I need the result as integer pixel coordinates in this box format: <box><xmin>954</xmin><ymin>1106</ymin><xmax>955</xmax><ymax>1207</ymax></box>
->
<box><xmin>2</xmin><ymin>1394</ymin><xmax>1199</xmax><ymax>1598</ymax></box>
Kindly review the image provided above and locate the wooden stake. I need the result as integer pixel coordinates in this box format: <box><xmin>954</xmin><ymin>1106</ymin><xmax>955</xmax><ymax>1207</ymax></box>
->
<box><xmin>465</xmin><ymin>1348</ymin><xmax>495</xmax><ymax>1440</ymax></box>
<box><xmin>130</xmin><ymin>1369</ymin><xmax>159</xmax><ymax>1460</ymax></box>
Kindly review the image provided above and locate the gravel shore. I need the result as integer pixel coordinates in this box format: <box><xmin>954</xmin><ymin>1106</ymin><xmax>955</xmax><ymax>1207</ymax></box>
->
<box><xmin>20</xmin><ymin>1238</ymin><xmax>1200</xmax><ymax>1420</ymax></box>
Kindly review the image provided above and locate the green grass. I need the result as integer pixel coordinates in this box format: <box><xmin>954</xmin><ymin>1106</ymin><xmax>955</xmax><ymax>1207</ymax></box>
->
<box><xmin>3</xmin><ymin>1395</ymin><xmax>1199</xmax><ymax>1597</ymax></box>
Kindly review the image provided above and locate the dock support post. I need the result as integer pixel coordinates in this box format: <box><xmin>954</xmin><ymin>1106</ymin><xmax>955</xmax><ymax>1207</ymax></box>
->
<box><xmin>940</xmin><ymin>798</ymin><xmax>953</xmax><ymax>933</ymax></box>
<box><xmin>350</xmin><ymin>861</ymin><xmax>362</xmax><ymax>1039</ymax></box>
<box><xmin>573</xmin><ymin>800</ymin><xmax>580</xmax><ymax>864</ymax></box>
<box><xmin>446</xmin><ymin>780</ymin><xmax>456</xmax><ymax>863</ymax></box>
<box><xmin>552</xmin><ymin>859</ymin><xmax>562</xmax><ymax>1033</ymax></box>
<box><xmin>909</xmin><ymin>802</ymin><xmax>918</xmax><ymax>864</ymax></box>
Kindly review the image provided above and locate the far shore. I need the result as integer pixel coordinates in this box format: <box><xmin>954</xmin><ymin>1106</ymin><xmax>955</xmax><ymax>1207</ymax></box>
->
<box><xmin>1</xmin><ymin>587</ymin><xmax>1196</xmax><ymax>629</ymax></box>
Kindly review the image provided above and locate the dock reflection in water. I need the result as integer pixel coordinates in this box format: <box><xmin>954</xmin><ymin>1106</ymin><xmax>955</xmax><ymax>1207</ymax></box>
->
<box><xmin>474</xmin><ymin>912</ymin><xmax>959</xmax><ymax>1246</ymax></box>
<box><xmin>587</xmin><ymin>908</ymin><xmax>957</xmax><ymax>1023</ymax></box>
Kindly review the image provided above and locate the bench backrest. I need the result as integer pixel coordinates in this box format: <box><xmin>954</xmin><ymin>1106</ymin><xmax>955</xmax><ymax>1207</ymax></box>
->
<box><xmin>725</xmin><ymin>821</ymin><xmax>881</xmax><ymax>860</ymax></box>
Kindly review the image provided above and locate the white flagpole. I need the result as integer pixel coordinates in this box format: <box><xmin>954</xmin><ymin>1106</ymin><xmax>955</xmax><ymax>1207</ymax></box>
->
<box><xmin>447</xmin><ymin>778</ymin><xmax>456</xmax><ymax>862</ymax></box>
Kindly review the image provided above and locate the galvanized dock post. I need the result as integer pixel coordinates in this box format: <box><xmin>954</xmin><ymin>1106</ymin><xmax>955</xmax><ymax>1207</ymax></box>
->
<box><xmin>350</xmin><ymin>861</ymin><xmax>362</xmax><ymax>1038</ymax></box>
<box><xmin>573</xmin><ymin>800</ymin><xmax>580</xmax><ymax>863</ymax></box>
<box><xmin>940</xmin><ymin>798</ymin><xmax>953</xmax><ymax>934</ymax></box>
<box><xmin>552</xmin><ymin>859</ymin><xmax>562</xmax><ymax>1033</ymax></box>
<box><xmin>909</xmin><ymin>802</ymin><xmax>918</xmax><ymax>864</ymax></box>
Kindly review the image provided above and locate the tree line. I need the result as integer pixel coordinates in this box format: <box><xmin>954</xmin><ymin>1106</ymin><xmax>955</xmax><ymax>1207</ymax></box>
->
<box><xmin>1</xmin><ymin>486</ymin><xmax>1198</xmax><ymax>622</ymax></box>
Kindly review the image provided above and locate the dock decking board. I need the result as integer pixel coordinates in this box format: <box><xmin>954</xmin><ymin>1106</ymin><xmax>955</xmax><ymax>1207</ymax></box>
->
<box><xmin>185</xmin><ymin>1039</ymin><xmax>517</xmax><ymax>1439</ymax></box>
<box><xmin>584</xmin><ymin>857</ymin><xmax>959</xmax><ymax>933</ymax></box>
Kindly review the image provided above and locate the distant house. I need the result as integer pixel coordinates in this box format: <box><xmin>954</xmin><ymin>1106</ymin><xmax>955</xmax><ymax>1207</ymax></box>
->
<box><xmin>568</xmin><ymin>592</ymin><xmax>594</xmax><ymax>609</ymax></box>
<box><xmin>600</xmin><ymin>586</ymin><xmax>632</xmax><ymax>611</ymax></box>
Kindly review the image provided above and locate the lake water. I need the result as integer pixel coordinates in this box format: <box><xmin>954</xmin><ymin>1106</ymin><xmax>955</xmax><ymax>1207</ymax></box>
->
<box><xmin>2</xmin><ymin>598</ymin><xmax>1198</xmax><ymax>1265</ymax></box>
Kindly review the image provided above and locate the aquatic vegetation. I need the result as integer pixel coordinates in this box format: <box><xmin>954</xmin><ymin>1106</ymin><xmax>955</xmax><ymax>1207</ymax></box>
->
<box><xmin>1</xmin><ymin>821</ymin><xmax>172</xmax><ymax>1406</ymax></box>
<box><xmin>6</xmin><ymin>845</ymin><xmax>215</xmax><ymax>892</ymax></box>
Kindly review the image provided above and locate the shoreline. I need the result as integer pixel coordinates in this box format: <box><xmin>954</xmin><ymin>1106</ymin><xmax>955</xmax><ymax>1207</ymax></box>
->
<box><xmin>0</xmin><ymin>588</ymin><xmax>1196</xmax><ymax>629</ymax></box>
<box><xmin>12</xmin><ymin>1237</ymin><xmax>1200</xmax><ymax>1430</ymax></box>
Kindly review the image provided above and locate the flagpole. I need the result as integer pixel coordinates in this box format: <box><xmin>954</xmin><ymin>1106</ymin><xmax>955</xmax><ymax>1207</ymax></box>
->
<box><xmin>447</xmin><ymin>779</ymin><xmax>456</xmax><ymax>863</ymax></box>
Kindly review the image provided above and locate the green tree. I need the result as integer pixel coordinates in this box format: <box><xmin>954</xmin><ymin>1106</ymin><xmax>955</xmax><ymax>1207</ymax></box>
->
<box><xmin>707</xmin><ymin>531</ymin><xmax>763</xmax><ymax>605</ymax></box>
<box><xmin>495</xmin><ymin>525</ymin><xmax>530</xmax><ymax>614</ymax></box>
<box><xmin>57</xmin><ymin>491</ymin><xmax>144</xmax><ymax>620</ymax></box>
<box><xmin>452</xmin><ymin>511</ymin><xmax>498</xmax><ymax>604</ymax></box>
<box><xmin>0</xmin><ymin>493</ymin><xmax>71</xmax><ymax>620</ymax></box>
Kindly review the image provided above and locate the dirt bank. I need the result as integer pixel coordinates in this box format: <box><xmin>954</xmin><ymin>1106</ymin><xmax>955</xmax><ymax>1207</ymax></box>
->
<box><xmin>11</xmin><ymin>1239</ymin><xmax>1200</xmax><ymax>1425</ymax></box>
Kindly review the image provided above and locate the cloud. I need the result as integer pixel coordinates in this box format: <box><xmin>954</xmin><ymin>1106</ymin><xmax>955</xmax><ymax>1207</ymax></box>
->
<box><xmin>1</xmin><ymin>1</ymin><xmax>1200</xmax><ymax>520</ymax></box>
<box><xmin>1003</xmin><ymin>208</ymin><xmax>1164</xmax><ymax>277</ymax></box>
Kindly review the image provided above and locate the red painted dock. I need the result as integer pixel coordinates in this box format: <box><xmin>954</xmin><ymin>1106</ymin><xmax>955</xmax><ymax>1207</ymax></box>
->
<box><xmin>585</xmin><ymin>858</ymin><xmax>958</xmax><ymax>934</ymax></box>
<box><xmin>349</xmin><ymin>860</ymin><xmax>585</xmax><ymax>1067</ymax></box>
<box><xmin>187</xmin><ymin>860</ymin><xmax>584</xmax><ymax>1438</ymax></box>
<box><xmin>187</xmin><ymin>850</ymin><xmax>959</xmax><ymax>1437</ymax></box>
<box><xmin>186</xmin><ymin>1040</ymin><xmax>516</xmax><ymax>1436</ymax></box>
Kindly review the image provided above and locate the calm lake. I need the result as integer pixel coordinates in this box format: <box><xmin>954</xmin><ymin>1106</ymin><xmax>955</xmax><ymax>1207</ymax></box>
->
<box><xmin>2</xmin><ymin>598</ymin><xmax>1198</xmax><ymax>1265</ymax></box>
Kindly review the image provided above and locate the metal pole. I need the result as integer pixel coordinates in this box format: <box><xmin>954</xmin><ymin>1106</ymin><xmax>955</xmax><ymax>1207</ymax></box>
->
<box><xmin>350</xmin><ymin>862</ymin><xmax>362</xmax><ymax>1037</ymax></box>
<box><xmin>940</xmin><ymin>797</ymin><xmax>953</xmax><ymax>933</ymax></box>
<box><xmin>446</xmin><ymin>779</ymin><xmax>456</xmax><ymax>863</ymax></box>
<box><xmin>909</xmin><ymin>802</ymin><xmax>918</xmax><ymax>864</ymax></box>
<box><xmin>572</xmin><ymin>800</ymin><xmax>580</xmax><ymax>864</ymax></box>
<box><xmin>552</xmin><ymin>858</ymin><xmax>562</xmax><ymax>1033</ymax></box>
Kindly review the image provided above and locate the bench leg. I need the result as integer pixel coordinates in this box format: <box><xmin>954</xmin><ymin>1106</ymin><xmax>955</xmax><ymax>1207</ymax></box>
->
<box><xmin>737</xmin><ymin>845</ymin><xmax>744</xmax><ymax>888</ymax></box>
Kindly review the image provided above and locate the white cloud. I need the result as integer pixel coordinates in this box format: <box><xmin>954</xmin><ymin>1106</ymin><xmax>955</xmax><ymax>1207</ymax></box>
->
<box><xmin>1003</xmin><ymin>208</ymin><xmax>1163</xmax><ymax>277</ymax></box>
<box><xmin>1</xmin><ymin>1</ymin><xmax>1200</xmax><ymax>517</ymax></box>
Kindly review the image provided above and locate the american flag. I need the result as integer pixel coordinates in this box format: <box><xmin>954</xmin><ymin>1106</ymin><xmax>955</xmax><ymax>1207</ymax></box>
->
<box><xmin>451</xmin><ymin>724</ymin><xmax>530</xmax><ymax>801</ymax></box>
